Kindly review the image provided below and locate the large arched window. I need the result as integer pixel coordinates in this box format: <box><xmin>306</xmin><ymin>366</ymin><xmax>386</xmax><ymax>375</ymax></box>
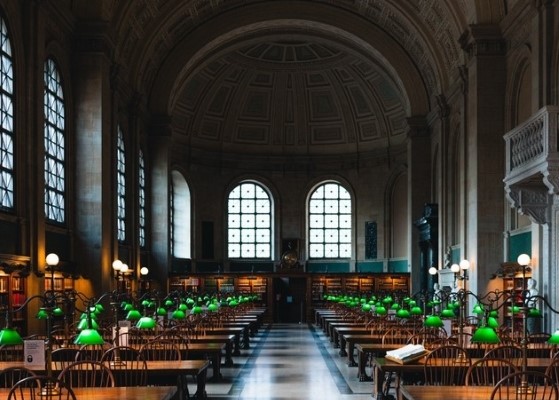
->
<box><xmin>228</xmin><ymin>181</ymin><xmax>272</xmax><ymax>259</ymax></box>
<box><xmin>44</xmin><ymin>58</ymin><xmax>65</xmax><ymax>223</ymax></box>
<box><xmin>170</xmin><ymin>170</ymin><xmax>191</xmax><ymax>258</ymax></box>
<box><xmin>308</xmin><ymin>181</ymin><xmax>352</xmax><ymax>258</ymax></box>
<box><xmin>116</xmin><ymin>126</ymin><xmax>126</xmax><ymax>242</ymax></box>
<box><xmin>138</xmin><ymin>149</ymin><xmax>146</xmax><ymax>248</ymax></box>
<box><xmin>0</xmin><ymin>17</ymin><xmax>14</xmax><ymax>211</ymax></box>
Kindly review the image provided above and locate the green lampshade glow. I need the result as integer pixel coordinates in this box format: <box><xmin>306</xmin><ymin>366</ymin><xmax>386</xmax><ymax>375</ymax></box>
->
<box><xmin>164</xmin><ymin>299</ymin><xmax>174</xmax><ymax>307</ymax></box>
<box><xmin>375</xmin><ymin>306</ymin><xmax>387</xmax><ymax>315</ymax></box>
<box><xmin>424</xmin><ymin>315</ymin><xmax>444</xmax><ymax>328</ymax></box>
<box><xmin>472</xmin><ymin>304</ymin><xmax>484</xmax><ymax>315</ymax></box>
<box><xmin>125</xmin><ymin>309</ymin><xmax>142</xmax><ymax>320</ymax></box>
<box><xmin>178</xmin><ymin>303</ymin><xmax>188</xmax><ymax>311</ymax></box>
<box><xmin>382</xmin><ymin>296</ymin><xmax>393</xmax><ymax>304</ymax></box>
<box><xmin>548</xmin><ymin>330</ymin><xmax>559</xmax><ymax>345</ymax></box>
<box><xmin>396</xmin><ymin>309</ymin><xmax>410</xmax><ymax>319</ymax></box>
<box><xmin>95</xmin><ymin>304</ymin><xmax>104</xmax><ymax>312</ymax></box>
<box><xmin>74</xmin><ymin>329</ymin><xmax>104</xmax><ymax>345</ymax></box>
<box><xmin>410</xmin><ymin>306</ymin><xmax>423</xmax><ymax>315</ymax></box>
<box><xmin>229</xmin><ymin>300</ymin><xmax>239</xmax><ymax>307</ymax></box>
<box><xmin>207</xmin><ymin>303</ymin><xmax>219</xmax><ymax>312</ymax></box>
<box><xmin>191</xmin><ymin>306</ymin><xmax>203</xmax><ymax>314</ymax></box>
<box><xmin>141</xmin><ymin>300</ymin><xmax>150</xmax><ymax>307</ymax></box>
<box><xmin>361</xmin><ymin>304</ymin><xmax>372</xmax><ymax>312</ymax></box>
<box><xmin>509</xmin><ymin>305</ymin><xmax>521</xmax><ymax>314</ymax></box>
<box><xmin>122</xmin><ymin>303</ymin><xmax>133</xmax><ymax>311</ymax></box>
<box><xmin>489</xmin><ymin>310</ymin><xmax>499</xmax><ymax>318</ymax></box>
<box><xmin>390</xmin><ymin>303</ymin><xmax>400</xmax><ymax>310</ymax></box>
<box><xmin>471</xmin><ymin>326</ymin><xmax>500</xmax><ymax>344</ymax></box>
<box><xmin>156</xmin><ymin>307</ymin><xmax>167</xmax><ymax>316</ymax></box>
<box><xmin>440</xmin><ymin>308</ymin><xmax>456</xmax><ymax>318</ymax></box>
<box><xmin>76</xmin><ymin>318</ymin><xmax>99</xmax><ymax>331</ymax></box>
<box><xmin>36</xmin><ymin>309</ymin><xmax>49</xmax><ymax>320</ymax></box>
<box><xmin>0</xmin><ymin>328</ymin><xmax>23</xmax><ymax>345</ymax></box>
<box><xmin>487</xmin><ymin>317</ymin><xmax>499</xmax><ymax>329</ymax></box>
<box><xmin>136</xmin><ymin>316</ymin><xmax>156</xmax><ymax>329</ymax></box>
<box><xmin>171</xmin><ymin>310</ymin><xmax>186</xmax><ymax>320</ymax></box>
<box><xmin>528</xmin><ymin>308</ymin><xmax>543</xmax><ymax>318</ymax></box>
<box><xmin>80</xmin><ymin>312</ymin><xmax>97</xmax><ymax>320</ymax></box>
<box><xmin>52</xmin><ymin>307</ymin><xmax>64</xmax><ymax>317</ymax></box>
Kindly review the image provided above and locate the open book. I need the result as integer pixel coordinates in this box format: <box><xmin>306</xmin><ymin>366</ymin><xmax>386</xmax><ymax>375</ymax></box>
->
<box><xmin>385</xmin><ymin>344</ymin><xmax>429</xmax><ymax>364</ymax></box>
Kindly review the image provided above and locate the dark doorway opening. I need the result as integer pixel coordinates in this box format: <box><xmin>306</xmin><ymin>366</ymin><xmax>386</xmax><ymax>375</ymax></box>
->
<box><xmin>273</xmin><ymin>277</ymin><xmax>306</xmax><ymax>323</ymax></box>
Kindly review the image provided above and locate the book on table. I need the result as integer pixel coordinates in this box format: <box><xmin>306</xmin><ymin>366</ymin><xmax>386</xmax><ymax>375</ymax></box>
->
<box><xmin>385</xmin><ymin>344</ymin><xmax>429</xmax><ymax>364</ymax></box>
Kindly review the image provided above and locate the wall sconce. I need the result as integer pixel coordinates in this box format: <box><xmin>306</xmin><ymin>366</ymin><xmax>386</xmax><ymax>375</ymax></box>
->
<box><xmin>450</xmin><ymin>259</ymin><xmax>470</xmax><ymax>291</ymax></box>
<box><xmin>45</xmin><ymin>253</ymin><xmax>59</xmax><ymax>292</ymax></box>
<box><xmin>112</xmin><ymin>260</ymin><xmax>130</xmax><ymax>293</ymax></box>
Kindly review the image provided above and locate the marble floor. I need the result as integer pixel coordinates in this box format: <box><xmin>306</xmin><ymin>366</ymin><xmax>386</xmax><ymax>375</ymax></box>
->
<box><xmin>191</xmin><ymin>323</ymin><xmax>377</xmax><ymax>399</ymax></box>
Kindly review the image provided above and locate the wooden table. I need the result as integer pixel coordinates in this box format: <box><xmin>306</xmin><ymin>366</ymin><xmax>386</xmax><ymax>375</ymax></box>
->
<box><xmin>0</xmin><ymin>386</ymin><xmax>177</xmax><ymax>400</ymax></box>
<box><xmin>371</xmin><ymin>357</ymin><xmax>552</xmax><ymax>400</ymax></box>
<box><xmin>0</xmin><ymin>359</ymin><xmax>210</xmax><ymax>400</ymax></box>
<box><xmin>191</xmin><ymin>334</ymin><xmax>236</xmax><ymax>366</ymax></box>
<box><xmin>399</xmin><ymin>385</ymin><xmax>492</xmax><ymax>400</ymax></box>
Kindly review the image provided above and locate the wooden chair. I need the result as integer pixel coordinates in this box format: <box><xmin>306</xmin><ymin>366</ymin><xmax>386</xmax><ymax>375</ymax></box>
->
<box><xmin>57</xmin><ymin>360</ymin><xmax>115</xmax><ymax>387</ymax></box>
<box><xmin>8</xmin><ymin>375</ymin><xmax>76</xmax><ymax>400</ymax></box>
<box><xmin>74</xmin><ymin>343</ymin><xmax>112</xmax><ymax>361</ymax></box>
<box><xmin>423</xmin><ymin>345</ymin><xmax>471</xmax><ymax>386</ymax></box>
<box><xmin>100</xmin><ymin>345</ymin><xmax>147</xmax><ymax>386</ymax></box>
<box><xmin>490</xmin><ymin>371</ymin><xmax>558</xmax><ymax>400</ymax></box>
<box><xmin>0</xmin><ymin>366</ymin><xmax>37</xmax><ymax>388</ymax></box>
<box><xmin>139</xmin><ymin>339</ymin><xmax>181</xmax><ymax>361</ymax></box>
<box><xmin>51</xmin><ymin>347</ymin><xmax>80</xmax><ymax>370</ymax></box>
<box><xmin>544</xmin><ymin>352</ymin><xmax>559</xmax><ymax>383</ymax></box>
<box><xmin>483</xmin><ymin>344</ymin><xmax>523</xmax><ymax>367</ymax></box>
<box><xmin>465</xmin><ymin>358</ymin><xmax>519</xmax><ymax>386</ymax></box>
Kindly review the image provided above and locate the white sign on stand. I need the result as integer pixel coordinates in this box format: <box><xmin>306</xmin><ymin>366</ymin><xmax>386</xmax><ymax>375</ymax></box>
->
<box><xmin>24</xmin><ymin>340</ymin><xmax>45</xmax><ymax>367</ymax></box>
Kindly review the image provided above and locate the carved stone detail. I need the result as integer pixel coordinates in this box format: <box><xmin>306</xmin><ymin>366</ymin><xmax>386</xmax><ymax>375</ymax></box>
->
<box><xmin>505</xmin><ymin>184</ymin><xmax>552</xmax><ymax>225</ymax></box>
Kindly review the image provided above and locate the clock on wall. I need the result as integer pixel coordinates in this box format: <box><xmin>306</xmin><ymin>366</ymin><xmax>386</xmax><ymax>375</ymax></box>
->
<box><xmin>280</xmin><ymin>238</ymin><xmax>301</xmax><ymax>270</ymax></box>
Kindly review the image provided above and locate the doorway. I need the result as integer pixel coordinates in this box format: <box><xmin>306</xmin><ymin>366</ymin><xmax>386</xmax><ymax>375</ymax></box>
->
<box><xmin>273</xmin><ymin>277</ymin><xmax>307</xmax><ymax>323</ymax></box>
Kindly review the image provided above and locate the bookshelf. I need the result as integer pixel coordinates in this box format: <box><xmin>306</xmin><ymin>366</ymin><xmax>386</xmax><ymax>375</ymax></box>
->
<box><xmin>0</xmin><ymin>269</ymin><xmax>27</xmax><ymax>335</ymax></box>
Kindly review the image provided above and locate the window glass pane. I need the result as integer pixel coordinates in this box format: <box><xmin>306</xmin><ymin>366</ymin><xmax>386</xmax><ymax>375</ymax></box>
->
<box><xmin>308</xmin><ymin>182</ymin><xmax>352</xmax><ymax>259</ymax></box>
<box><xmin>138</xmin><ymin>150</ymin><xmax>146</xmax><ymax>247</ymax></box>
<box><xmin>227</xmin><ymin>181</ymin><xmax>273</xmax><ymax>259</ymax></box>
<box><xmin>43</xmin><ymin>58</ymin><xmax>65</xmax><ymax>223</ymax></box>
<box><xmin>116</xmin><ymin>127</ymin><xmax>126</xmax><ymax>242</ymax></box>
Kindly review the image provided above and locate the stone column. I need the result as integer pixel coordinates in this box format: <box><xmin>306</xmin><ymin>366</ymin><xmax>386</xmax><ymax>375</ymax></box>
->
<box><xmin>73</xmin><ymin>23</ymin><xmax>115</xmax><ymax>295</ymax></box>
<box><xmin>407</xmin><ymin>116</ymin><xmax>431</xmax><ymax>294</ymax></box>
<box><xmin>459</xmin><ymin>25</ymin><xmax>506</xmax><ymax>298</ymax></box>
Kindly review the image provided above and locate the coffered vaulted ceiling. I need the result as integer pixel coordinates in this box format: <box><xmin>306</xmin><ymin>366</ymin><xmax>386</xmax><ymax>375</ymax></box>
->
<box><xmin>73</xmin><ymin>0</ymin><xmax>509</xmax><ymax>160</ymax></box>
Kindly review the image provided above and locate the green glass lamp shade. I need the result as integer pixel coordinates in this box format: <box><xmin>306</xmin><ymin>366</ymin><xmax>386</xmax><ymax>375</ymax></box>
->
<box><xmin>361</xmin><ymin>304</ymin><xmax>372</xmax><ymax>312</ymax></box>
<box><xmin>141</xmin><ymin>299</ymin><xmax>150</xmax><ymax>307</ymax></box>
<box><xmin>156</xmin><ymin>307</ymin><xmax>167</xmax><ymax>316</ymax></box>
<box><xmin>472</xmin><ymin>326</ymin><xmax>500</xmax><ymax>344</ymax></box>
<box><xmin>52</xmin><ymin>307</ymin><xmax>64</xmax><ymax>317</ymax></box>
<box><xmin>424</xmin><ymin>315</ymin><xmax>444</xmax><ymax>328</ymax></box>
<box><xmin>76</xmin><ymin>318</ymin><xmax>99</xmax><ymax>331</ymax></box>
<box><xmin>528</xmin><ymin>307</ymin><xmax>543</xmax><ymax>318</ymax></box>
<box><xmin>207</xmin><ymin>303</ymin><xmax>219</xmax><ymax>312</ymax></box>
<box><xmin>488</xmin><ymin>310</ymin><xmax>499</xmax><ymax>318</ymax></box>
<box><xmin>472</xmin><ymin>304</ymin><xmax>484</xmax><ymax>315</ymax></box>
<box><xmin>390</xmin><ymin>303</ymin><xmax>400</xmax><ymax>310</ymax></box>
<box><xmin>178</xmin><ymin>303</ymin><xmax>188</xmax><ymax>311</ymax></box>
<box><xmin>171</xmin><ymin>310</ymin><xmax>186</xmax><ymax>320</ymax></box>
<box><xmin>396</xmin><ymin>309</ymin><xmax>410</xmax><ymax>319</ymax></box>
<box><xmin>509</xmin><ymin>305</ymin><xmax>521</xmax><ymax>314</ymax></box>
<box><xmin>408</xmin><ymin>300</ymin><xmax>417</xmax><ymax>307</ymax></box>
<box><xmin>191</xmin><ymin>306</ymin><xmax>203</xmax><ymax>314</ymax></box>
<box><xmin>0</xmin><ymin>328</ymin><xmax>23</xmax><ymax>345</ymax></box>
<box><xmin>164</xmin><ymin>299</ymin><xmax>174</xmax><ymax>307</ymax></box>
<box><xmin>36</xmin><ymin>309</ymin><xmax>49</xmax><ymax>320</ymax></box>
<box><xmin>122</xmin><ymin>303</ymin><xmax>133</xmax><ymax>311</ymax></box>
<box><xmin>440</xmin><ymin>308</ymin><xmax>456</xmax><ymax>318</ymax></box>
<box><xmin>410</xmin><ymin>306</ymin><xmax>423</xmax><ymax>315</ymax></box>
<box><xmin>80</xmin><ymin>312</ymin><xmax>97</xmax><ymax>320</ymax></box>
<box><xmin>382</xmin><ymin>296</ymin><xmax>393</xmax><ymax>304</ymax></box>
<box><xmin>136</xmin><ymin>316</ymin><xmax>156</xmax><ymax>329</ymax></box>
<box><xmin>186</xmin><ymin>298</ymin><xmax>195</xmax><ymax>305</ymax></box>
<box><xmin>548</xmin><ymin>330</ymin><xmax>559</xmax><ymax>345</ymax></box>
<box><xmin>487</xmin><ymin>317</ymin><xmax>499</xmax><ymax>329</ymax></box>
<box><xmin>229</xmin><ymin>300</ymin><xmax>239</xmax><ymax>307</ymax></box>
<box><xmin>375</xmin><ymin>306</ymin><xmax>387</xmax><ymax>315</ymax></box>
<box><xmin>74</xmin><ymin>329</ymin><xmax>104</xmax><ymax>345</ymax></box>
<box><xmin>125</xmin><ymin>309</ymin><xmax>142</xmax><ymax>320</ymax></box>
<box><xmin>95</xmin><ymin>303</ymin><xmax>104</xmax><ymax>313</ymax></box>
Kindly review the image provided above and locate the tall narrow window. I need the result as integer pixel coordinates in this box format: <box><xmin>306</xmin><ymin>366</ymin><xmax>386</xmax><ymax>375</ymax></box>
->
<box><xmin>138</xmin><ymin>149</ymin><xmax>146</xmax><ymax>247</ymax></box>
<box><xmin>308</xmin><ymin>181</ymin><xmax>352</xmax><ymax>258</ymax></box>
<box><xmin>0</xmin><ymin>17</ymin><xmax>14</xmax><ymax>210</ymax></box>
<box><xmin>171</xmin><ymin>170</ymin><xmax>191</xmax><ymax>258</ymax></box>
<box><xmin>44</xmin><ymin>58</ymin><xmax>65</xmax><ymax>223</ymax></box>
<box><xmin>116</xmin><ymin>127</ymin><xmax>126</xmax><ymax>242</ymax></box>
<box><xmin>228</xmin><ymin>181</ymin><xmax>272</xmax><ymax>259</ymax></box>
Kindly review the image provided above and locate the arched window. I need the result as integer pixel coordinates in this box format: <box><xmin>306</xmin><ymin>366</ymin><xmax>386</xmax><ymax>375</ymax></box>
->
<box><xmin>116</xmin><ymin>126</ymin><xmax>126</xmax><ymax>242</ymax></box>
<box><xmin>308</xmin><ymin>181</ymin><xmax>352</xmax><ymax>258</ymax></box>
<box><xmin>228</xmin><ymin>181</ymin><xmax>272</xmax><ymax>259</ymax></box>
<box><xmin>44</xmin><ymin>58</ymin><xmax>65</xmax><ymax>223</ymax></box>
<box><xmin>170</xmin><ymin>170</ymin><xmax>191</xmax><ymax>258</ymax></box>
<box><xmin>0</xmin><ymin>17</ymin><xmax>14</xmax><ymax>211</ymax></box>
<box><xmin>138</xmin><ymin>149</ymin><xmax>146</xmax><ymax>248</ymax></box>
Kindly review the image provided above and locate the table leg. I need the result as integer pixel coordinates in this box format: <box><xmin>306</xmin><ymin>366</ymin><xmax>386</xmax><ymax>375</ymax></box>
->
<box><xmin>339</xmin><ymin>337</ymin><xmax>347</xmax><ymax>356</ymax></box>
<box><xmin>242</xmin><ymin>327</ymin><xmax>250</xmax><ymax>349</ymax></box>
<box><xmin>194</xmin><ymin>368</ymin><xmax>208</xmax><ymax>399</ymax></box>
<box><xmin>347</xmin><ymin>342</ymin><xmax>357</xmax><ymax>366</ymax></box>
<box><xmin>233</xmin><ymin>334</ymin><xmax>241</xmax><ymax>356</ymax></box>
<box><xmin>208</xmin><ymin>352</ymin><xmax>223</xmax><ymax>382</ymax></box>
<box><xmin>223</xmin><ymin>342</ymin><xmax>234</xmax><ymax>367</ymax></box>
<box><xmin>357</xmin><ymin>350</ymin><xmax>372</xmax><ymax>381</ymax></box>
